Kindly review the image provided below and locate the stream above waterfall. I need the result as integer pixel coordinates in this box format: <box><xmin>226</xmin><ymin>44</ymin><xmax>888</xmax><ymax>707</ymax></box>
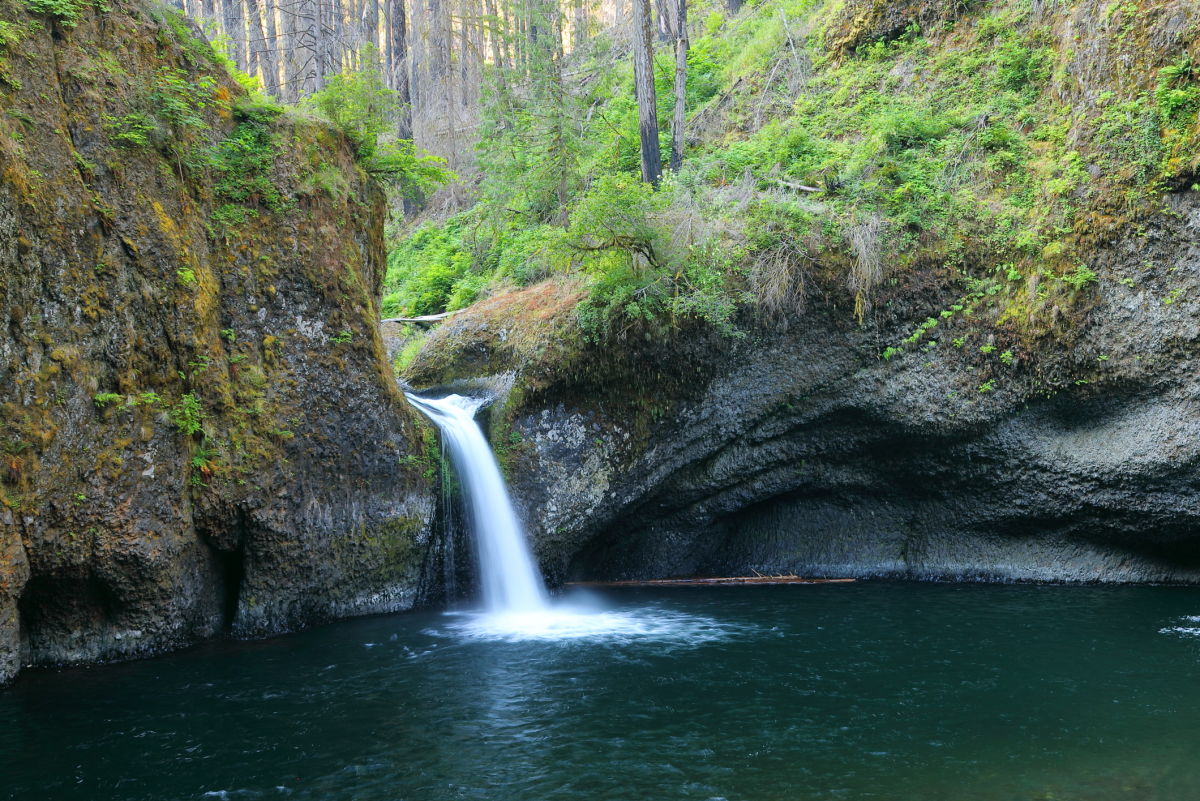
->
<box><xmin>6</xmin><ymin>582</ymin><xmax>1200</xmax><ymax>801</ymax></box>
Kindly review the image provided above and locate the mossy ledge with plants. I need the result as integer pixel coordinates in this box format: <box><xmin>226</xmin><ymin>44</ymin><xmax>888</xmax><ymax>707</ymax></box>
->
<box><xmin>0</xmin><ymin>0</ymin><xmax>441</xmax><ymax>683</ymax></box>
<box><xmin>397</xmin><ymin>0</ymin><xmax>1200</xmax><ymax>586</ymax></box>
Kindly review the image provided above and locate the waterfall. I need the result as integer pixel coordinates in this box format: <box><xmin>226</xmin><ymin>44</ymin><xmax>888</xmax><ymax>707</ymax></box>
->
<box><xmin>405</xmin><ymin>393</ymin><xmax>549</xmax><ymax>613</ymax></box>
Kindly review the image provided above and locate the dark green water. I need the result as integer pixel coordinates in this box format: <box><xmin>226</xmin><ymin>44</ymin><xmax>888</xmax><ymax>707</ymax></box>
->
<box><xmin>5</xmin><ymin>582</ymin><xmax>1200</xmax><ymax>801</ymax></box>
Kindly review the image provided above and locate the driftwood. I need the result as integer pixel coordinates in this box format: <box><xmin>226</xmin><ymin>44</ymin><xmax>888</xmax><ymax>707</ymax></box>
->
<box><xmin>775</xmin><ymin>178</ymin><xmax>822</xmax><ymax>193</ymax></box>
<box><xmin>565</xmin><ymin>575</ymin><xmax>855</xmax><ymax>588</ymax></box>
<box><xmin>380</xmin><ymin>310</ymin><xmax>460</xmax><ymax>326</ymax></box>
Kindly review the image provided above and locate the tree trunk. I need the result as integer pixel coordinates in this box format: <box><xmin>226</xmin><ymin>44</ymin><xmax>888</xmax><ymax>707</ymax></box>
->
<box><xmin>260</xmin><ymin>0</ymin><xmax>281</xmax><ymax>96</ymax></box>
<box><xmin>283</xmin><ymin>0</ymin><xmax>319</xmax><ymax>101</ymax></box>
<box><xmin>246</xmin><ymin>0</ymin><xmax>277</xmax><ymax>93</ymax></box>
<box><xmin>364</xmin><ymin>0</ymin><xmax>379</xmax><ymax>55</ymax></box>
<box><xmin>631</xmin><ymin>0</ymin><xmax>661</xmax><ymax>186</ymax></box>
<box><xmin>483</xmin><ymin>0</ymin><xmax>505</xmax><ymax>68</ymax></box>
<box><xmin>225</xmin><ymin>0</ymin><xmax>247</xmax><ymax>67</ymax></box>
<box><xmin>725</xmin><ymin>0</ymin><xmax>742</xmax><ymax>12</ymax></box>
<box><xmin>669</xmin><ymin>0</ymin><xmax>687</xmax><ymax>171</ymax></box>
<box><xmin>654</xmin><ymin>0</ymin><xmax>671</xmax><ymax>40</ymax></box>
<box><xmin>388</xmin><ymin>0</ymin><xmax>412</xmax><ymax>139</ymax></box>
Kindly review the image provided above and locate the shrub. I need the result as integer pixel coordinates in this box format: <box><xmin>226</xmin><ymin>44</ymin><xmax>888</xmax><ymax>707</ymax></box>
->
<box><xmin>170</xmin><ymin>393</ymin><xmax>203</xmax><ymax>436</ymax></box>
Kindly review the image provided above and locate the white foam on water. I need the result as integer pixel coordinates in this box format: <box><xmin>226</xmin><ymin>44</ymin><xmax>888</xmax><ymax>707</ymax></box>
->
<box><xmin>1160</xmin><ymin>626</ymin><xmax>1200</xmax><ymax>637</ymax></box>
<box><xmin>427</xmin><ymin>603</ymin><xmax>747</xmax><ymax>646</ymax></box>
<box><xmin>406</xmin><ymin>393</ymin><xmax>746</xmax><ymax>647</ymax></box>
<box><xmin>1159</xmin><ymin>616</ymin><xmax>1200</xmax><ymax>637</ymax></box>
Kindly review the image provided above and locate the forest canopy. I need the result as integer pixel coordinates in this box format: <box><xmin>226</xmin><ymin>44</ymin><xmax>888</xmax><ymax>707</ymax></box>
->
<box><xmin>181</xmin><ymin>0</ymin><xmax>1200</xmax><ymax>348</ymax></box>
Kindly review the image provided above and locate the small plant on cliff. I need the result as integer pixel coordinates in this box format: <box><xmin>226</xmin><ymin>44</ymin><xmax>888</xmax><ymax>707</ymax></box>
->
<box><xmin>1061</xmin><ymin>264</ymin><xmax>1098</xmax><ymax>291</ymax></box>
<box><xmin>93</xmin><ymin>392</ymin><xmax>123</xmax><ymax>409</ymax></box>
<box><xmin>207</xmin><ymin>109</ymin><xmax>289</xmax><ymax>216</ymax></box>
<box><xmin>103</xmin><ymin>113</ymin><xmax>155</xmax><ymax>148</ymax></box>
<box><xmin>170</xmin><ymin>393</ymin><xmax>204</xmax><ymax>436</ymax></box>
<box><xmin>21</xmin><ymin>0</ymin><xmax>95</xmax><ymax>26</ymax></box>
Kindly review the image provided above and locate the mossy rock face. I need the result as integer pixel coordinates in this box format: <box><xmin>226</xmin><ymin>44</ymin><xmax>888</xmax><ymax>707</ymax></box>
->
<box><xmin>824</xmin><ymin>0</ymin><xmax>979</xmax><ymax>57</ymax></box>
<box><xmin>0</xmin><ymin>0</ymin><xmax>434</xmax><ymax>682</ymax></box>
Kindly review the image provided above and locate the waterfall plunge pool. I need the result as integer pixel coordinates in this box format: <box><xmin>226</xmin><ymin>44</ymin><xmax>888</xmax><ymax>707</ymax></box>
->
<box><xmin>5</xmin><ymin>582</ymin><xmax>1200</xmax><ymax>801</ymax></box>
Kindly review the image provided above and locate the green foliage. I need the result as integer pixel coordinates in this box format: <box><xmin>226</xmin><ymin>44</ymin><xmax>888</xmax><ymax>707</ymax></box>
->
<box><xmin>305</xmin><ymin>45</ymin><xmax>397</xmax><ymax>155</ymax></box>
<box><xmin>93</xmin><ymin>392</ymin><xmax>122</xmax><ymax>408</ymax></box>
<box><xmin>393</xmin><ymin>330</ymin><xmax>427</xmax><ymax>374</ymax></box>
<box><xmin>22</xmin><ymin>0</ymin><xmax>94</xmax><ymax>26</ymax></box>
<box><xmin>1156</xmin><ymin>57</ymin><xmax>1200</xmax><ymax>127</ymax></box>
<box><xmin>1061</xmin><ymin>264</ymin><xmax>1097</xmax><ymax>290</ymax></box>
<box><xmin>382</xmin><ymin>0</ymin><xmax>1188</xmax><ymax>350</ymax></box>
<box><xmin>207</xmin><ymin>110</ymin><xmax>288</xmax><ymax>215</ymax></box>
<box><xmin>383</xmin><ymin>217</ymin><xmax>474</xmax><ymax>316</ymax></box>
<box><xmin>151</xmin><ymin>67</ymin><xmax>218</xmax><ymax>130</ymax></box>
<box><xmin>363</xmin><ymin>138</ymin><xmax>452</xmax><ymax>198</ymax></box>
<box><xmin>306</xmin><ymin>47</ymin><xmax>451</xmax><ymax>195</ymax></box>
<box><xmin>0</xmin><ymin>20</ymin><xmax>26</xmax><ymax>47</ymax></box>
<box><xmin>170</xmin><ymin>393</ymin><xmax>204</xmax><ymax>436</ymax></box>
<box><xmin>103</xmin><ymin>112</ymin><xmax>156</xmax><ymax>147</ymax></box>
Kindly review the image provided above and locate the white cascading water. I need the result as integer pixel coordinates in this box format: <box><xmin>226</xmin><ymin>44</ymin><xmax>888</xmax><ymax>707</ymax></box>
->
<box><xmin>406</xmin><ymin>391</ymin><xmax>735</xmax><ymax>644</ymax></box>
<box><xmin>404</xmin><ymin>393</ymin><xmax>549</xmax><ymax>613</ymax></box>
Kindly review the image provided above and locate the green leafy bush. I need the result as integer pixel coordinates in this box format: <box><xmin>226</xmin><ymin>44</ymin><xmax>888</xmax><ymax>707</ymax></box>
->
<box><xmin>22</xmin><ymin>0</ymin><xmax>91</xmax><ymax>25</ymax></box>
<box><xmin>170</xmin><ymin>393</ymin><xmax>204</xmax><ymax>436</ymax></box>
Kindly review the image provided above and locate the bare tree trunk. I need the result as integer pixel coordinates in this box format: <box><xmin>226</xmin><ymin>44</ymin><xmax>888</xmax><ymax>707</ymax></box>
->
<box><xmin>427</xmin><ymin>0</ymin><xmax>449</xmax><ymax>80</ymax></box>
<box><xmin>654</xmin><ymin>0</ymin><xmax>671</xmax><ymax>40</ymax></box>
<box><xmin>223</xmin><ymin>0</ymin><xmax>247</xmax><ymax>64</ymax></box>
<box><xmin>669</xmin><ymin>0</ymin><xmax>687</xmax><ymax>171</ymax></box>
<box><xmin>260</xmin><ymin>0</ymin><xmax>282</xmax><ymax>95</ymax></box>
<box><xmin>572</xmin><ymin>0</ymin><xmax>586</xmax><ymax>51</ymax></box>
<box><xmin>631</xmin><ymin>0</ymin><xmax>661</xmax><ymax>186</ymax></box>
<box><xmin>316</xmin><ymin>0</ymin><xmax>337</xmax><ymax>86</ymax></box>
<box><xmin>483</xmin><ymin>0</ymin><xmax>505</xmax><ymax>68</ymax></box>
<box><xmin>364</xmin><ymin>0</ymin><xmax>379</xmax><ymax>53</ymax></box>
<box><xmin>388</xmin><ymin>0</ymin><xmax>412</xmax><ymax>139</ymax></box>
<box><xmin>246</xmin><ymin>0</ymin><xmax>277</xmax><ymax>92</ymax></box>
<box><xmin>283</xmin><ymin>0</ymin><xmax>319</xmax><ymax>100</ymax></box>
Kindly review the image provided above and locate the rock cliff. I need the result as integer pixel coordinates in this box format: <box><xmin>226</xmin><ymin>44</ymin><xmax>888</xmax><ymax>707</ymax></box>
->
<box><xmin>0</xmin><ymin>0</ymin><xmax>434</xmax><ymax>683</ymax></box>
<box><xmin>405</xmin><ymin>0</ymin><xmax>1200</xmax><ymax>590</ymax></box>
<box><xmin>408</xmin><ymin>192</ymin><xmax>1200</xmax><ymax>590</ymax></box>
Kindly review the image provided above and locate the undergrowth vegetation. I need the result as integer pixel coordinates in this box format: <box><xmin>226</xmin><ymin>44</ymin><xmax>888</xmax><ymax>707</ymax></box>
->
<box><xmin>383</xmin><ymin>0</ymin><xmax>1200</xmax><ymax>362</ymax></box>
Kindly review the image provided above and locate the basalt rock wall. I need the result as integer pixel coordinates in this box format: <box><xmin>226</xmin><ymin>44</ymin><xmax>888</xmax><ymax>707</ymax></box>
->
<box><xmin>407</xmin><ymin>196</ymin><xmax>1200</xmax><ymax>588</ymax></box>
<box><xmin>0</xmin><ymin>0</ymin><xmax>435</xmax><ymax>683</ymax></box>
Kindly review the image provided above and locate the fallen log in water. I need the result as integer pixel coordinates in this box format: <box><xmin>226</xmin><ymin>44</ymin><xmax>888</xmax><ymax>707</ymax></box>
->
<box><xmin>564</xmin><ymin>576</ymin><xmax>856</xmax><ymax>587</ymax></box>
<box><xmin>380</xmin><ymin>310</ymin><xmax>461</xmax><ymax>326</ymax></box>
